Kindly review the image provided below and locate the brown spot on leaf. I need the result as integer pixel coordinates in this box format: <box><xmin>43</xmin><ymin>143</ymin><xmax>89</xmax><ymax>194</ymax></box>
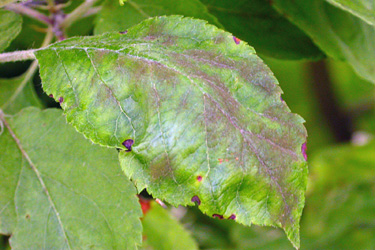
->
<box><xmin>191</xmin><ymin>195</ymin><xmax>201</xmax><ymax>205</ymax></box>
<box><xmin>233</xmin><ymin>36</ymin><xmax>240</xmax><ymax>45</ymax></box>
<box><xmin>228</xmin><ymin>214</ymin><xmax>236</xmax><ymax>220</ymax></box>
<box><xmin>212</xmin><ymin>214</ymin><xmax>224</xmax><ymax>219</ymax></box>
<box><xmin>302</xmin><ymin>142</ymin><xmax>307</xmax><ymax>161</ymax></box>
<box><xmin>25</xmin><ymin>214</ymin><xmax>30</xmax><ymax>219</ymax></box>
<box><xmin>122</xmin><ymin>139</ymin><xmax>134</xmax><ymax>152</ymax></box>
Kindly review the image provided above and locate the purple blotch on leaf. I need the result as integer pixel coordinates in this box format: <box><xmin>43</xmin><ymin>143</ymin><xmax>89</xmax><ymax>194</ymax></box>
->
<box><xmin>59</xmin><ymin>97</ymin><xmax>63</xmax><ymax>103</ymax></box>
<box><xmin>233</xmin><ymin>36</ymin><xmax>240</xmax><ymax>45</ymax></box>
<box><xmin>228</xmin><ymin>214</ymin><xmax>236</xmax><ymax>220</ymax></box>
<box><xmin>302</xmin><ymin>142</ymin><xmax>307</xmax><ymax>161</ymax></box>
<box><xmin>191</xmin><ymin>195</ymin><xmax>201</xmax><ymax>205</ymax></box>
<box><xmin>49</xmin><ymin>94</ymin><xmax>54</xmax><ymax>98</ymax></box>
<box><xmin>212</xmin><ymin>214</ymin><xmax>224</xmax><ymax>219</ymax></box>
<box><xmin>197</xmin><ymin>176</ymin><xmax>202</xmax><ymax>182</ymax></box>
<box><xmin>122</xmin><ymin>139</ymin><xmax>134</xmax><ymax>152</ymax></box>
<box><xmin>280</xmin><ymin>95</ymin><xmax>284</xmax><ymax>102</ymax></box>
<box><xmin>119</xmin><ymin>30</ymin><xmax>128</xmax><ymax>34</ymax></box>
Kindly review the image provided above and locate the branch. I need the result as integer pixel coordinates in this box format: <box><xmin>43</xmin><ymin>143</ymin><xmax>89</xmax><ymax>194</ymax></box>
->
<box><xmin>1</xmin><ymin>29</ymin><xmax>53</xmax><ymax>110</ymax></box>
<box><xmin>0</xmin><ymin>50</ymin><xmax>36</xmax><ymax>63</ymax></box>
<box><xmin>60</xmin><ymin>0</ymin><xmax>99</xmax><ymax>29</ymax></box>
<box><xmin>5</xmin><ymin>3</ymin><xmax>51</xmax><ymax>25</ymax></box>
<box><xmin>309</xmin><ymin>60</ymin><xmax>353</xmax><ymax>142</ymax></box>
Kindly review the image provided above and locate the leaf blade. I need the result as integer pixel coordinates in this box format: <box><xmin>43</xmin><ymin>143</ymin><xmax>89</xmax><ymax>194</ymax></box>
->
<box><xmin>35</xmin><ymin>16</ymin><xmax>308</xmax><ymax>248</ymax></box>
<box><xmin>0</xmin><ymin>9</ymin><xmax>22</xmax><ymax>52</ymax></box>
<box><xmin>0</xmin><ymin>108</ymin><xmax>142</xmax><ymax>249</ymax></box>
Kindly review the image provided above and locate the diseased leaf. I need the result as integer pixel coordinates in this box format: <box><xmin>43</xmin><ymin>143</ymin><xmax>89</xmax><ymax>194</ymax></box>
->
<box><xmin>0</xmin><ymin>108</ymin><xmax>142</xmax><ymax>249</ymax></box>
<box><xmin>200</xmin><ymin>0</ymin><xmax>324</xmax><ymax>60</ymax></box>
<box><xmin>35</xmin><ymin>16</ymin><xmax>308</xmax><ymax>248</ymax></box>
<box><xmin>272</xmin><ymin>0</ymin><xmax>375</xmax><ymax>84</ymax></box>
<box><xmin>141</xmin><ymin>202</ymin><xmax>198</xmax><ymax>250</ymax></box>
<box><xmin>0</xmin><ymin>9</ymin><xmax>22</xmax><ymax>52</ymax></box>
<box><xmin>325</xmin><ymin>0</ymin><xmax>375</xmax><ymax>26</ymax></box>
<box><xmin>94</xmin><ymin>0</ymin><xmax>222</xmax><ymax>34</ymax></box>
<box><xmin>0</xmin><ymin>74</ymin><xmax>43</xmax><ymax>114</ymax></box>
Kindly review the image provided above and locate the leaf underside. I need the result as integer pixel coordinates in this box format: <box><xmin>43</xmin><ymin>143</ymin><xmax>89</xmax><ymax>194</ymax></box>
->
<box><xmin>35</xmin><ymin>16</ymin><xmax>308</xmax><ymax>248</ymax></box>
<box><xmin>0</xmin><ymin>108</ymin><xmax>142</xmax><ymax>249</ymax></box>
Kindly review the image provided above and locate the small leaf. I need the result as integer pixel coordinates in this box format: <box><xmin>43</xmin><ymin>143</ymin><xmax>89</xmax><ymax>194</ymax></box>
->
<box><xmin>272</xmin><ymin>0</ymin><xmax>375</xmax><ymax>84</ymax></box>
<box><xmin>200</xmin><ymin>0</ymin><xmax>324</xmax><ymax>60</ymax></box>
<box><xmin>142</xmin><ymin>202</ymin><xmax>199</xmax><ymax>250</ymax></box>
<box><xmin>94</xmin><ymin>0</ymin><xmax>222</xmax><ymax>34</ymax></box>
<box><xmin>0</xmin><ymin>108</ymin><xmax>142</xmax><ymax>249</ymax></box>
<box><xmin>0</xmin><ymin>9</ymin><xmax>22</xmax><ymax>52</ymax></box>
<box><xmin>35</xmin><ymin>16</ymin><xmax>308</xmax><ymax>248</ymax></box>
<box><xmin>325</xmin><ymin>0</ymin><xmax>375</xmax><ymax>26</ymax></box>
<box><xmin>0</xmin><ymin>75</ymin><xmax>43</xmax><ymax>114</ymax></box>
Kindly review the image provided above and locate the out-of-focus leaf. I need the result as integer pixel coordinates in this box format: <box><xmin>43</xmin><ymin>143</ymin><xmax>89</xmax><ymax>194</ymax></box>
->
<box><xmin>0</xmin><ymin>108</ymin><xmax>142</xmax><ymax>249</ymax></box>
<box><xmin>94</xmin><ymin>0</ymin><xmax>222</xmax><ymax>34</ymax></box>
<box><xmin>0</xmin><ymin>74</ymin><xmax>43</xmax><ymax>114</ymax></box>
<box><xmin>0</xmin><ymin>9</ymin><xmax>22</xmax><ymax>52</ymax></box>
<box><xmin>35</xmin><ymin>16</ymin><xmax>308</xmax><ymax>248</ymax></box>
<box><xmin>302</xmin><ymin>140</ymin><xmax>375</xmax><ymax>248</ymax></box>
<box><xmin>200</xmin><ymin>0</ymin><xmax>324</xmax><ymax>60</ymax></box>
<box><xmin>141</xmin><ymin>202</ymin><xmax>198</xmax><ymax>250</ymax></box>
<box><xmin>325</xmin><ymin>0</ymin><xmax>375</xmax><ymax>26</ymax></box>
<box><xmin>230</xmin><ymin>224</ymin><xmax>293</xmax><ymax>250</ymax></box>
<box><xmin>273</xmin><ymin>0</ymin><xmax>375</xmax><ymax>84</ymax></box>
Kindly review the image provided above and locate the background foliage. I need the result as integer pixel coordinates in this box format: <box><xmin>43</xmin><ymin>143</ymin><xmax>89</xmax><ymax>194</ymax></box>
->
<box><xmin>0</xmin><ymin>0</ymin><xmax>374</xmax><ymax>249</ymax></box>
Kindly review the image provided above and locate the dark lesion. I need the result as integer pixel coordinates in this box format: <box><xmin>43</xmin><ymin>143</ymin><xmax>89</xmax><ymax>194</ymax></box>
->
<box><xmin>122</xmin><ymin>139</ymin><xmax>134</xmax><ymax>152</ymax></box>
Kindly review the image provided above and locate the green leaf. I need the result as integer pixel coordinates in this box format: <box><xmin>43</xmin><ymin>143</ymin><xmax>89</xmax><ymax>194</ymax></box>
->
<box><xmin>0</xmin><ymin>108</ymin><xmax>142</xmax><ymax>249</ymax></box>
<box><xmin>272</xmin><ymin>0</ymin><xmax>375</xmax><ymax>84</ymax></box>
<box><xmin>0</xmin><ymin>74</ymin><xmax>43</xmax><ymax>114</ymax></box>
<box><xmin>141</xmin><ymin>202</ymin><xmax>198</xmax><ymax>250</ymax></box>
<box><xmin>0</xmin><ymin>9</ymin><xmax>22</xmax><ymax>52</ymax></box>
<box><xmin>325</xmin><ymin>0</ymin><xmax>375</xmax><ymax>26</ymax></box>
<box><xmin>200</xmin><ymin>0</ymin><xmax>324</xmax><ymax>60</ymax></box>
<box><xmin>35</xmin><ymin>16</ymin><xmax>308</xmax><ymax>248</ymax></box>
<box><xmin>94</xmin><ymin>0</ymin><xmax>222</xmax><ymax>34</ymax></box>
<box><xmin>302</xmin><ymin>140</ymin><xmax>375</xmax><ymax>247</ymax></box>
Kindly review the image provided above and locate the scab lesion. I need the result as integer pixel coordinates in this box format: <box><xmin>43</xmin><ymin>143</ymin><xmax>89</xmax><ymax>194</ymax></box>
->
<box><xmin>122</xmin><ymin>139</ymin><xmax>134</xmax><ymax>152</ymax></box>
